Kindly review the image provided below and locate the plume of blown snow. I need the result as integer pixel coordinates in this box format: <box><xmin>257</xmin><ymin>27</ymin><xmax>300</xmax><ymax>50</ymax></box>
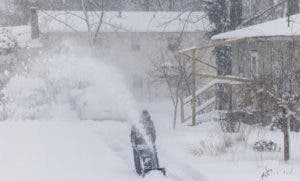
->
<box><xmin>0</xmin><ymin>43</ymin><xmax>140</xmax><ymax>123</ymax></box>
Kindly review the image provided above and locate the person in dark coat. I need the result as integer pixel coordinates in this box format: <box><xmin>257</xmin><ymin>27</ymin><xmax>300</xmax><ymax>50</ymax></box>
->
<box><xmin>131</xmin><ymin>110</ymin><xmax>157</xmax><ymax>175</ymax></box>
<box><xmin>131</xmin><ymin>110</ymin><xmax>156</xmax><ymax>146</ymax></box>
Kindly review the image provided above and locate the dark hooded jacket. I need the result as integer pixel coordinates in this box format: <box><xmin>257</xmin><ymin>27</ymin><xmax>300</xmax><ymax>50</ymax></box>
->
<box><xmin>131</xmin><ymin>110</ymin><xmax>156</xmax><ymax>146</ymax></box>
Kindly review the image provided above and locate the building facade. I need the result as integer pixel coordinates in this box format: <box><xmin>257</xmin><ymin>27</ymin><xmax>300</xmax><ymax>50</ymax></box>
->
<box><xmin>212</xmin><ymin>14</ymin><xmax>300</xmax><ymax>125</ymax></box>
<box><xmin>36</xmin><ymin>11</ymin><xmax>212</xmax><ymax>100</ymax></box>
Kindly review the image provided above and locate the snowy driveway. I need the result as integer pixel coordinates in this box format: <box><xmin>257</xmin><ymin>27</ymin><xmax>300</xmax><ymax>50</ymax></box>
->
<box><xmin>0</xmin><ymin>120</ymin><xmax>199</xmax><ymax>181</ymax></box>
<box><xmin>0</xmin><ymin>121</ymin><xmax>133</xmax><ymax>181</ymax></box>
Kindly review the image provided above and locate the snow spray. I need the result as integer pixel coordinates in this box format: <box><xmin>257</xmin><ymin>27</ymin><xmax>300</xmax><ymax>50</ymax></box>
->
<box><xmin>1</xmin><ymin>39</ymin><xmax>141</xmax><ymax>122</ymax></box>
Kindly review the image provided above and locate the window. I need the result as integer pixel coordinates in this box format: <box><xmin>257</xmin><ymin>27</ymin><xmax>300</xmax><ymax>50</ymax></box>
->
<box><xmin>131</xmin><ymin>37</ymin><xmax>140</xmax><ymax>51</ymax></box>
<box><xmin>167</xmin><ymin>36</ymin><xmax>181</xmax><ymax>51</ymax></box>
<box><xmin>250</xmin><ymin>51</ymin><xmax>259</xmax><ymax>78</ymax></box>
<box><xmin>237</xmin><ymin>50</ymin><xmax>245</xmax><ymax>76</ymax></box>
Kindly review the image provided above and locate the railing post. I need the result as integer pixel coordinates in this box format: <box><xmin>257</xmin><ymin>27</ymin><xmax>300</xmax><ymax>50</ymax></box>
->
<box><xmin>215</xmin><ymin>83</ymin><xmax>218</xmax><ymax>110</ymax></box>
<box><xmin>30</xmin><ymin>7</ymin><xmax>39</xmax><ymax>39</ymax></box>
<box><xmin>178</xmin><ymin>53</ymin><xmax>185</xmax><ymax>123</ymax></box>
<box><xmin>191</xmin><ymin>49</ymin><xmax>197</xmax><ymax>126</ymax></box>
<box><xmin>228</xmin><ymin>84</ymin><xmax>233</xmax><ymax>112</ymax></box>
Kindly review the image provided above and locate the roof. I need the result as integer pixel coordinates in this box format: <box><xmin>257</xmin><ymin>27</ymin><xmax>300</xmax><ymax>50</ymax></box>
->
<box><xmin>212</xmin><ymin>13</ymin><xmax>300</xmax><ymax>40</ymax></box>
<box><xmin>38</xmin><ymin>11</ymin><xmax>211</xmax><ymax>33</ymax></box>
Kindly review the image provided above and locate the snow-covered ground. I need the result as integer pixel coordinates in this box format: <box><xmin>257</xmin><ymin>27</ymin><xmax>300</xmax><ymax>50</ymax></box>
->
<box><xmin>0</xmin><ymin>46</ymin><xmax>299</xmax><ymax>181</ymax></box>
<box><xmin>149</xmin><ymin>101</ymin><xmax>300</xmax><ymax>181</ymax></box>
<box><xmin>0</xmin><ymin>100</ymin><xmax>299</xmax><ymax>181</ymax></box>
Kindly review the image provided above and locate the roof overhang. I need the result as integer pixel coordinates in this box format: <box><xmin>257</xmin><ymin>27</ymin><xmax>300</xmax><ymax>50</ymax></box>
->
<box><xmin>211</xmin><ymin>13</ymin><xmax>300</xmax><ymax>41</ymax></box>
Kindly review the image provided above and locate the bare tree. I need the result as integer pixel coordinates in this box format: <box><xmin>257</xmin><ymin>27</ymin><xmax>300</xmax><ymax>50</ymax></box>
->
<box><xmin>288</xmin><ymin>0</ymin><xmax>300</xmax><ymax>16</ymax></box>
<box><xmin>252</xmin><ymin>38</ymin><xmax>300</xmax><ymax>161</ymax></box>
<box><xmin>150</xmin><ymin>52</ymin><xmax>181</xmax><ymax>129</ymax></box>
<box><xmin>80</xmin><ymin>0</ymin><xmax>105</xmax><ymax>47</ymax></box>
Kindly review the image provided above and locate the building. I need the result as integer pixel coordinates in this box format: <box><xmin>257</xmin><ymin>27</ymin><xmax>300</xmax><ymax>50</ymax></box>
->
<box><xmin>36</xmin><ymin>10</ymin><xmax>211</xmax><ymax>99</ymax></box>
<box><xmin>211</xmin><ymin>13</ymin><xmax>300</xmax><ymax>85</ymax></box>
<box><xmin>176</xmin><ymin>13</ymin><xmax>300</xmax><ymax>129</ymax></box>
<box><xmin>211</xmin><ymin>14</ymin><xmax>300</xmax><ymax>126</ymax></box>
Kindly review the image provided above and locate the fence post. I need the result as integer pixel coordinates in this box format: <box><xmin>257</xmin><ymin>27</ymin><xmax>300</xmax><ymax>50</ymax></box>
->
<box><xmin>30</xmin><ymin>7</ymin><xmax>39</xmax><ymax>39</ymax></box>
<box><xmin>191</xmin><ymin>49</ymin><xmax>197</xmax><ymax>126</ymax></box>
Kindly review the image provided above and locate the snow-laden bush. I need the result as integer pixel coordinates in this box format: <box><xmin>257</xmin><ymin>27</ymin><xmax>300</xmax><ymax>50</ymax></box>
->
<box><xmin>0</xmin><ymin>28</ymin><xmax>17</xmax><ymax>53</ymax></box>
<box><xmin>0</xmin><ymin>52</ymin><xmax>140</xmax><ymax>122</ymax></box>
<box><xmin>253</xmin><ymin>140</ymin><xmax>278</xmax><ymax>152</ymax></box>
<box><xmin>191</xmin><ymin>125</ymin><xmax>252</xmax><ymax>156</ymax></box>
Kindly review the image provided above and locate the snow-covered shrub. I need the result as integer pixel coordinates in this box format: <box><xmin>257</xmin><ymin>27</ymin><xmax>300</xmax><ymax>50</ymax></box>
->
<box><xmin>0</xmin><ymin>28</ymin><xmax>17</xmax><ymax>54</ymax></box>
<box><xmin>191</xmin><ymin>124</ymin><xmax>252</xmax><ymax>156</ymax></box>
<box><xmin>191</xmin><ymin>134</ymin><xmax>234</xmax><ymax>156</ymax></box>
<box><xmin>270</xmin><ymin>115</ymin><xmax>300</xmax><ymax>132</ymax></box>
<box><xmin>260</xmin><ymin>168</ymin><xmax>273</xmax><ymax>180</ymax></box>
<box><xmin>235</xmin><ymin>125</ymin><xmax>252</xmax><ymax>142</ymax></box>
<box><xmin>2</xmin><ymin>75</ymin><xmax>52</xmax><ymax>120</ymax></box>
<box><xmin>253</xmin><ymin>140</ymin><xmax>278</xmax><ymax>152</ymax></box>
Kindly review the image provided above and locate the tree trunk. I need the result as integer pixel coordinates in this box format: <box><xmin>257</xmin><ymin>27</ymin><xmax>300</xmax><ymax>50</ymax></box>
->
<box><xmin>216</xmin><ymin>45</ymin><xmax>232</xmax><ymax>111</ymax></box>
<box><xmin>288</xmin><ymin>0</ymin><xmax>300</xmax><ymax>16</ymax></box>
<box><xmin>269</xmin><ymin>0</ymin><xmax>276</xmax><ymax>18</ymax></box>
<box><xmin>145</xmin><ymin>0</ymin><xmax>150</xmax><ymax>11</ymax></box>
<box><xmin>229</xmin><ymin>0</ymin><xmax>243</xmax><ymax>30</ymax></box>
<box><xmin>168</xmin><ymin>0</ymin><xmax>174</xmax><ymax>10</ymax></box>
<box><xmin>30</xmin><ymin>7</ymin><xmax>39</xmax><ymax>39</ymax></box>
<box><xmin>283</xmin><ymin>116</ymin><xmax>290</xmax><ymax>161</ymax></box>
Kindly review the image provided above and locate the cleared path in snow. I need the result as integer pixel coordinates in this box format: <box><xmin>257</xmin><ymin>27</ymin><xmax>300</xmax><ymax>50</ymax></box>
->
<box><xmin>0</xmin><ymin>121</ymin><xmax>166</xmax><ymax>181</ymax></box>
<box><xmin>0</xmin><ymin>121</ymin><xmax>195</xmax><ymax>181</ymax></box>
<box><xmin>0</xmin><ymin>121</ymin><xmax>132</xmax><ymax>181</ymax></box>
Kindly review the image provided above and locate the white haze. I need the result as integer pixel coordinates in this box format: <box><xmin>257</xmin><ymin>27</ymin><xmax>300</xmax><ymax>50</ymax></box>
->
<box><xmin>0</xmin><ymin>41</ymin><xmax>141</xmax><ymax>124</ymax></box>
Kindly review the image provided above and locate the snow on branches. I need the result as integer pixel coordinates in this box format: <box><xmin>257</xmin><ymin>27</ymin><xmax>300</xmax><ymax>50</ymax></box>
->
<box><xmin>0</xmin><ymin>28</ymin><xmax>17</xmax><ymax>54</ymax></box>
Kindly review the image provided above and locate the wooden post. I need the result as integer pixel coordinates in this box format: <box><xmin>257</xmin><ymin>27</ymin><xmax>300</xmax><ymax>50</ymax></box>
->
<box><xmin>228</xmin><ymin>85</ymin><xmax>233</xmax><ymax>113</ymax></box>
<box><xmin>191</xmin><ymin>49</ymin><xmax>197</xmax><ymax>126</ymax></box>
<box><xmin>228</xmin><ymin>84</ymin><xmax>233</xmax><ymax>131</ymax></box>
<box><xmin>178</xmin><ymin>53</ymin><xmax>185</xmax><ymax>123</ymax></box>
<box><xmin>215</xmin><ymin>84</ymin><xmax>218</xmax><ymax>110</ymax></box>
<box><xmin>30</xmin><ymin>7</ymin><xmax>39</xmax><ymax>39</ymax></box>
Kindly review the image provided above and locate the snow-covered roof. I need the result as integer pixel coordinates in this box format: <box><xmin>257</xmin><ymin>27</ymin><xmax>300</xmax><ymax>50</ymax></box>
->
<box><xmin>212</xmin><ymin>13</ymin><xmax>300</xmax><ymax>40</ymax></box>
<box><xmin>38</xmin><ymin>11</ymin><xmax>210</xmax><ymax>33</ymax></box>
